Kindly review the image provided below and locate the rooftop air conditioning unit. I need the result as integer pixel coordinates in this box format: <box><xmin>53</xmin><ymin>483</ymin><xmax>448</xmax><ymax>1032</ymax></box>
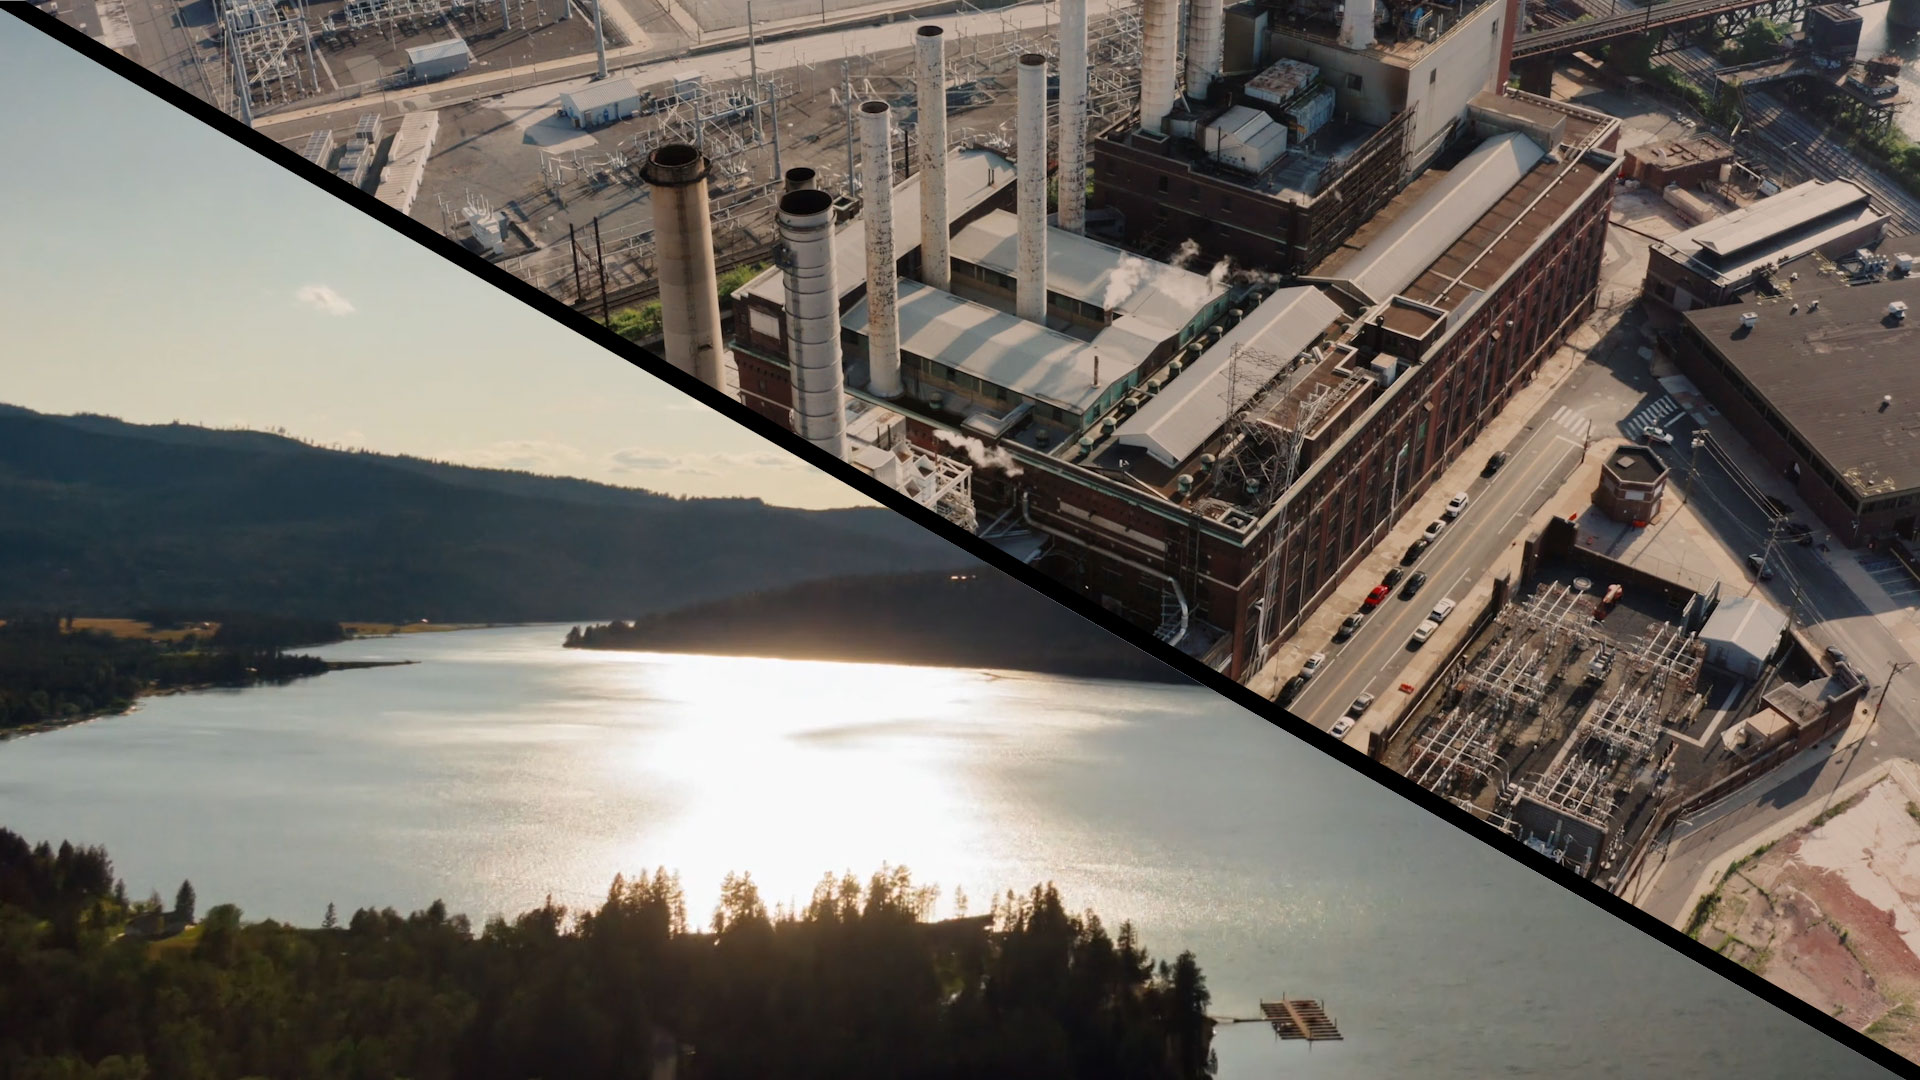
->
<box><xmin>1739</xmin><ymin>312</ymin><xmax>1758</xmax><ymax>329</ymax></box>
<box><xmin>1891</xmin><ymin>301</ymin><xmax>1909</xmax><ymax>320</ymax></box>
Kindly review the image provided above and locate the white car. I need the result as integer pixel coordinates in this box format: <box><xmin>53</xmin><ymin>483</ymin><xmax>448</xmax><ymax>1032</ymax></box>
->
<box><xmin>1329</xmin><ymin>716</ymin><xmax>1356</xmax><ymax>739</ymax></box>
<box><xmin>1410</xmin><ymin>619</ymin><xmax>1440</xmax><ymax>646</ymax></box>
<box><xmin>1444</xmin><ymin>492</ymin><xmax>1470</xmax><ymax>519</ymax></box>
<box><xmin>1429</xmin><ymin>597</ymin><xmax>1457</xmax><ymax>623</ymax></box>
<box><xmin>1422</xmin><ymin>519</ymin><xmax>1446</xmax><ymax>542</ymax></box>
<box><xmin>1642</xmin><ymin>425</ymin><xmax>1675</xmax><ymax>446</ymax></box>
<box><xmin>1301</xmin><ymin>652</ymin><xmax>1327</xmax><ymax>680</ymax></box>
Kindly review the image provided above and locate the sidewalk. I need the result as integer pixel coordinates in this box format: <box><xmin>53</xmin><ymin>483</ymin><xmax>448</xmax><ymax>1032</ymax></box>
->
<box><xmin>1655</xmin><ymin>737</ymin><xmax>1915</xmax><ymax>931</ymax></box>
<box><xmin>1249</xmin><ymin>313</ymin><xmax>1616</xmax><ymax>712</ymax></box>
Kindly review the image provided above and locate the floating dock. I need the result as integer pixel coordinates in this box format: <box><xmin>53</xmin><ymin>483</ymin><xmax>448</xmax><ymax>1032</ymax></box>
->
<box><xmin>1259</xmin><ymin>997</ymin><xmax>1343</xmax><ymax>1042</ymax></box>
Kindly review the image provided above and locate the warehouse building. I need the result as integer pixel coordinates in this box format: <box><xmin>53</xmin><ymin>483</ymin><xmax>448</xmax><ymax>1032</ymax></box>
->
<box><xmin>1643</xmin><ymin>179</ymin><xmax>1888</xmax><ymax>311</ymax></box>
<box><xmin>405</xmin><ymin>38</ymin><xmax>472</xmax><ymax>82</ymax></box>
<box><xmin>1663</xmin><ymin>266</ymin><xmax>1920</xmax><ymax>545</ymax></box>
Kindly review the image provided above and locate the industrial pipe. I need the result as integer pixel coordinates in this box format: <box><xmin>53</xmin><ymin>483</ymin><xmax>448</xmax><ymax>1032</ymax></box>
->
<box><xmin>784</xmin><ymin>166</ymin><xmax>818</xmax><ymax>193</ymax></box>
<box><xmin>1139</xmin><ymin>0</ymin><xmax>1179</xmax><ymax>134</ymax></box>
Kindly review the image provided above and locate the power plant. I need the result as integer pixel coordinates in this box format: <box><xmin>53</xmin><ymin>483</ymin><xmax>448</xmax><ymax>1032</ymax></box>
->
<box><xmin>650</xmin><ymin>0</ymin><xmax>1624</xmax><ymax>683</ymax></box>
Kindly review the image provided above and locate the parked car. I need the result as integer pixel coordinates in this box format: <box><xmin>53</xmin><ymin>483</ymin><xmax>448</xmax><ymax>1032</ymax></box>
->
<box><xmin>1745</xmin><ymin>552</ymin><xmax>1774</xmax><ymax>581</ymax></box>
<box><xmin>1825</xmin><ymin>645</ymin><xmax>1848</xmax><ymax>667</ymax></box>
<box><xmin>1430</xmin><ymin>597</ymin><xmax>1458</xmax><ymax>623</ymax></box>
<box><xmin>1410</xmin><ymin>618</ymin><xmax>1440</xmax><ymax>646</ymax></box>
<box><xmin>1346</xmin><ymin>693</ymin><xmax>1375</xmax><ymax>718</ymax></box>
<box><xmin>1301</xmin><ymin>652</ymin><xmax>1327</xmax><ymax>679</ymax></box>
<box><xmin>1483</xmin><ymin>451</ymin><xmax>1509</xmax><ymax>476</ymax></box>
<box><xmin>1329</xmin><ymin>716</ymin><xmax>1356</xmax><ymax>738</ymax></box>
<box><xmin>1401</xmin><ymin>538</ymin><xmax>1431</xmax><ymax>566</ymax></box>
<box><xmin>1422</xmin><ymin>520</ymin><xmax>1447</xmax><ymax>542</ymax></box>
<box><xmin>1399</xmin><ymin>570</ymin><xmax>1429</xmax><ymax>600</ymax></box>
<box><xmin>1365</xmin><ymin>585</ymin><xmax>1391</xmax><ymax>607</ymax></box>
<box><xmin>1279</xmin><ymin>675</ymin><xmax>1309</xmax><ymax>705</ymax></box>
<box><xmin>1334</xmin><ymin>613</ymin><xmax>1364</xmax><ymax>642</ymax></box>
<box><xmin>1383</xmin><ymin>566</ymin><xmax>1406</xmax><ymax>588</ymax></box>
<box><xmin>1783</xmin><ymin>520</ymin><xmax>1814</xmax><ymax>546</ymax></box>
<box><xmin>1642</xmin><ymin>425</ymin><xmax>1675</xmax><ymax>446</ymax></box>
<box><xmin>1445</xmin><ymin>492</ymin><xmax>1470</xmax><ymax>519</ymax></box>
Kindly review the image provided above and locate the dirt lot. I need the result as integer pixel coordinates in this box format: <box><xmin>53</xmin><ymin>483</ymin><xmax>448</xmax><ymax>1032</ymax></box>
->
<box><xmin>1691</xmin><ymin>769</ymin><xmax>1920</xmax><ymax>1058</ymax></box>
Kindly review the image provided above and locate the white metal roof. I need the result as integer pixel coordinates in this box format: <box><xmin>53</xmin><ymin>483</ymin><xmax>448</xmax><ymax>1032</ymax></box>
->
<box><xmin>843</xmin><ymin>280</ymin><xmax>1129</xmax><ymax>414</ymax></box>
<box><xmin>1113</xmin><ymin>286</ymin><xmax>1344</xmax><ymax>468</ymax></box>
<box><xmin>561</xmin><ymin>77</ymin><xmax>641</xmax><ymax>113</ymax></box>
<box><xmin>1205</xmin><ymin>105</ymin><xmax>1289</xmax><ymax>175</ymax></box>
<box><xmin>1684</xmin><ymin>180</ymin><xmax>1870</xmax><ymax>258</ymax></box>
<box><xmin>406</xmin><ymin>38</ymin><xmax>471</xmax><ymax>64</ymax></box>
<box><xmin>949</xmin><ymin>209</ymin><xmax>1226</xmax><ymax>341</ymax></box>
<box><xmin>1325</xmin><ymin>132</ymin><xmax>1546</xmax><ymax>305</ymax></box>
<box><xmin>1701</xmin><ymin>594</ymin><xmax>1788</xmax><ymax>667</ymax></box>
<box><xmin>737</xmin><ymin>149</ymin><xmax>1017</xmax><ymax>307</ymax></box>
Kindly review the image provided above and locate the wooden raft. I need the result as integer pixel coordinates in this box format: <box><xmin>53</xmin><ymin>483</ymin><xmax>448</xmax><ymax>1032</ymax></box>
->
<box><xmin>1259</xmin><ymin>997</ymin><xmax>1343</xmax><ymax>1042</ymax></box>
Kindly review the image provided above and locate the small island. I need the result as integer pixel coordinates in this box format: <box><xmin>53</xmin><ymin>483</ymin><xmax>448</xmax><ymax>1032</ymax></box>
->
<box><xmin>0</xmin><ymin>829</ymin><xmax>1216</xmax><ymax>1079</ymax></box>
<box><xmin>565</xmin><ymin>570</ymin><xmax>1189</xmax><ymax>684</ymax></box>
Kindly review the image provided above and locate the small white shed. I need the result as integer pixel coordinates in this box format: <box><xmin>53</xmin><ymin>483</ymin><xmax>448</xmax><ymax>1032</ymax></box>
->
<box><xmin>560</xmin><ymin>78</ymin><xmax>643</xmax><ymax>129</ymax></box>
<box><xmin>1701</xmin><ymin>594</ymin><xmax>1788</xmax><ymax>679</ymax></box>
<box><xmin>406</xmin><ymin>38</ymin><xmax>472</xmax><ymax>82</ymax></box>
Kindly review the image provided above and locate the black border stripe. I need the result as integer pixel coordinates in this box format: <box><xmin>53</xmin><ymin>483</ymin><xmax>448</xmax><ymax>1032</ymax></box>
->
<box><xmin>6</xmin><ymin>6</ymin><xmax>1912</xmax><ymax>1074</ymax></box>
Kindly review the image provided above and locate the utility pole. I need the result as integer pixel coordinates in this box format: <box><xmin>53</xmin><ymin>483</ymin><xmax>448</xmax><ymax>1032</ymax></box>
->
<box><xmin>844</xmin><ymin>60</ymin><xmax>857</xmax><ymax>197</ymax></box>
<box><xmin>592</xmin><ymin>0</ymin><xmax>608</xmax><ymax>80</ymax></box>
<box><xmin>748</xmin><ymin>0</ymin><xmax>761</xmax><ymax>143</ymax></box>
<box><xmin>1871</xmin><ymin>661</ymin><xmax>1914</xmax><ymax>730</ymax></box>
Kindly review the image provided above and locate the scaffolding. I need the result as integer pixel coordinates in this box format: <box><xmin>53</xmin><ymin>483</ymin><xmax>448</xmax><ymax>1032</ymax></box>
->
<box><xmin>220</xmin><ymin>0</ymin><xmax>321</xmax><ymax>116</ymax></box>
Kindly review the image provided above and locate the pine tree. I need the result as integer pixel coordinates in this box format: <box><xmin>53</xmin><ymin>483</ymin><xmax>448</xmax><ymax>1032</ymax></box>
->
<box><xmin>323</xmin><ymin>902</ymin><xmax>338</xmax><ymax>930</ymax></box>
<box><xmin>174</xmin><ymin>879</ymin><xmax>196</xmax><ymax>924</ymax></box>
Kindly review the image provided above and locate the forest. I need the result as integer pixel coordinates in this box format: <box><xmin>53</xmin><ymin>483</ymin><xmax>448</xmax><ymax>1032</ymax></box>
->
<box><xmin>567</xmin><ymin>570</ymin><xmax>1185</xmax><ymax>683</ymax></box>
<box><xmin>0</xmin><ymin>829</ymin><xmax>1215</xmax><ymax>1080</ymax></box>
<box><xmin>0</xmin><ymin>616</ymin><xmax>329</xmax><ymax>732</ymax></box>
<box><xmin>0</xmin><ymin>404</ymin><xmax>966</xmax><ymax>623</ymax></box>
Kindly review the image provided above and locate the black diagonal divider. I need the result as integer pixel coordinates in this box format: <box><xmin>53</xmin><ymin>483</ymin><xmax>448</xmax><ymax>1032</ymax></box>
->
<box><xmin>11</xmin><ymin>6</ymin><xmax>1910</xmax><ymax>1074</ymax></box>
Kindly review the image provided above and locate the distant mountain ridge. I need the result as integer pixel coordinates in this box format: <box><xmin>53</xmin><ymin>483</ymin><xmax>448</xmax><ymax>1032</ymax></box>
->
<box><xmin>569</xmin><ymin>570</ymin><xmax>1185</xmax><ymax>683</ymax></box>
<box><xmin>0</xmin><ymin>405</ymin><xmax>972</xmax><ymax>622</ymax></box>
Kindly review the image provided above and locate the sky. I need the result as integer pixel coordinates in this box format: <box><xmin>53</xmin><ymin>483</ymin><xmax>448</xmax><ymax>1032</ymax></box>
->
<box><xmin>0</xmin><ymin>19</ymin><xmax>867</xmax><ymax>510</ymax></box>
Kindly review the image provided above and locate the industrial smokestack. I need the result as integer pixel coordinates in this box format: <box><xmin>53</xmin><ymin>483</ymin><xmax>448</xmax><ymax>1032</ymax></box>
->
<box><xmin>1185</xmin><ymin>0</ymin><xmax>1223</xmax><ymax>100</ymax></box>
<box><xmin>915</xmin><ymin>26</ymin><xmax>952</xmax><ymax>291</ymax></box>
<box><xmin>858</xmin><ymin>100</ymin><xmax>903</xmax><ymax>398</ymax></box>
<box><xmin>1016</xmin><ymin>53</ymin><xmax>1049</xmax><ymax>324</ymax></box>
<box><xmin>1058</xmin><ymin>0</ymin><xmax>1088</xmax><ymax>233</ymax></box>
<box><xmin>778</xmin><ymin>188</ymin><xmax>847</xmax><ymax>459</ymax></box>
<box><xmin>1139</xmin><ymin>0</ymin><xmax>1179</xmax><ymax>134</ymax></box>
<box><xmin>1495</xmin><ymin>0</ymin><xmax>1521</xmax><ymax>91</ymax></box>
<box><xmin>784</xmin><ymin>166</ymin><xmax>817</xmax><ymax>193</ymax></box>
<box><xmin>1339</xmin><ymin>0</ymin><xmax>1374</xmax><ymax>50</ymax></box>
<box><xmin>592</xmin><ymin>0</ymin><xmax>608</xmax><ymax>80</ymax></box>
<box><xmin>642</xmin><ymin>144</ymin><xmax>728</xmax><ymax>392</ymax></box>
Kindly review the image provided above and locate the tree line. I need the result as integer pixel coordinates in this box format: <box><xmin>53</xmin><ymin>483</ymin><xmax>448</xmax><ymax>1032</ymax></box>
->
<box><xmin>0</xmin><ymin>829</ymin><xmax>1214</xmax><ymax>1080</ymax></box>
<box><xmin>0</xmin><ymin>616</ymin><xmax>329</xmax><ymax>731</ymax></box>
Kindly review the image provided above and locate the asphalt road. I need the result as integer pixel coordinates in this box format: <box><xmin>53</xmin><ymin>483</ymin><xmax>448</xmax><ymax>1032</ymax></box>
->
<box><xmin>1288</xmin><ymin>341</ymin><xmax>1673</xmax><ymax>726</ymax></box>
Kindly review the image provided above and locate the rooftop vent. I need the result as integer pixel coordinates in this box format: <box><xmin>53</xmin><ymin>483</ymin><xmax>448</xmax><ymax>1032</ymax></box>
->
<box><xmin>1891</xmin><ymin>301</ymin><xmax>1910</xmax><ymax>320</ymax></box>
<box><xmin>1739</xmin><ymin>311</ymin><xmax>1758</xmax><ymax>329</ymax></box>
<box><xmin>1810</xmin><ymin>298</ymin><xmax>1820</xmax><ymax>312</ymax></box>
<box><xmin>1897</xmin><ymin>253</ymin><xmax>1914</xmax><ymax>274</ymax></box>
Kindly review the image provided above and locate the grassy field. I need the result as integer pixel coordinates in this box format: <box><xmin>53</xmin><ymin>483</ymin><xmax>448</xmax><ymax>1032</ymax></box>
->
<box><xmin>64</xmin><ymin>617</ymin><xmax>218</xmax><ymax>642</ymax></box>
<box><xmin>341</xmin><ymin>621</ymin><xmax>499</xmax><ymax>636</ymax></box>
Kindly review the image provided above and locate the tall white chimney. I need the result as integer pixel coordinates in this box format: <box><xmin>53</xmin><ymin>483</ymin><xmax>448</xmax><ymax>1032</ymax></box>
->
<box><xmin>1058</xmin><ymin>0</ymin><xmax>1089</xmax><ymax>233</ymax></box>
<box><xmin>1339</xmin><ymin>0</ymin><xmax>1375</xmax><ymax>50</ymax></box>
<box><xmin>858</xmin><ymin>99</ymin><xmax>903</xmax><ymax>398</ymax></box>
<box><xmin>641</xmin><ymin>144</ymin><xmax>728</xmax><ymax>392</ymax></box>
<box><xmin>1185</xmin><ymin>0</ymin><xmax>1223</xmax><ymax>99</ymax></box>
<box><xmin>915</xmin><ymin>26</ymin><xmax>952</xmax><ymax>291</ymax></box>
<box><xmin>778</xmin><ymin>187</ymin><xmax>847</xmax><ymax>459</ymax></box>
<box><xmin>1139</xmin><ymin>0</ymin><xmax>1179</xmax><ymax>134</ymax></box>
<box><xmin>1016</xmin><ymin>53</ymin><xmax>1049</xmax><ymax>324</ymax></box>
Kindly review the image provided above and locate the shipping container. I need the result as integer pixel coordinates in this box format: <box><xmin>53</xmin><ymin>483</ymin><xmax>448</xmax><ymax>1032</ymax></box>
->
<box><xmin>1283</xmin><ymin>85</ymin><xmax>1336</xmax><ymax>141</ymax></box>
<box><xmin>1244</xmin><ymin>58</ymin><xmax>1319</xmax><ymax>108</ymax></box>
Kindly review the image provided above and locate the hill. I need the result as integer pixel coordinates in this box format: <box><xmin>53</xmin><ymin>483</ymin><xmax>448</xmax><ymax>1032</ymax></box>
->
<box><xmin>0</xmin><ymin>405</ymin><xmax>971</xmax><ymax>622</ymax></box>
<box><xmin>568</xmin><ymin>570</ymin><xmax>1184</xmax><ymax>683</ymax></box>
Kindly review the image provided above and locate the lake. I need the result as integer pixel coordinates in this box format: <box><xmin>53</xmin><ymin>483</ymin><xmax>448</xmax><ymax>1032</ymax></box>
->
<box><xmin>0</xmin><ymin>625</ymin><xmax>1889</xmax><ymax>1079</ymax></box>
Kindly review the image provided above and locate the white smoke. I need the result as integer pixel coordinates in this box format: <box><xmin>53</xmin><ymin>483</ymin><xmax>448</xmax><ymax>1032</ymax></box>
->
<box><xmin>1102</xmin><ymin>255</ymin><xmax>1151</xmax><ymax>311</ymax></box>
<box><xmin>935</xmin><ymin>431</ymin><xmax>1025</xmax><ymax>477</ymax></box>
<box><xmin>1168</xmin><ymin>238</ymin><xmax>1203</xmax><ymax>270</ymax></box>
<box><xmin>1206</xmin><ymin>257</ymin><xmax>1232</xmax><ymax>291</ymax></box>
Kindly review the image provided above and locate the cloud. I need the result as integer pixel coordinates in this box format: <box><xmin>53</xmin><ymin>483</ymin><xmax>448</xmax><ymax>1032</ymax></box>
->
<box><xmin>458</xmin><ymin>440</ymin><xmax>590</xmax><ymax>473</ymax></box>
<box><xmin>294</xmin><ymin>284</ymin><xmax>356</xmax><ymax>316</ymax></box>
<box><xmin>609</xmin><ymin>447</ymin><xmax>808</xmax><ymax>477</ymax></box>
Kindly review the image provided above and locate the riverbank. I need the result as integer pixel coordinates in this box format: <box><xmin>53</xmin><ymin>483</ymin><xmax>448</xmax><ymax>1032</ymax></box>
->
<box><xmin>0</xmin><ymin>659</ymin><xmax>415</xmax><ymax>743</ymax></box>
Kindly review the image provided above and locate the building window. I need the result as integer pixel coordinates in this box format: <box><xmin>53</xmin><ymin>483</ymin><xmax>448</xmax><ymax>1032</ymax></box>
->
<box><xmin>1429</xmin><ymin>69</ymin><xmax>1437</xmax><ymax>85</ymax></box>
<box><xmin>1157</xmin><ymin>175</ymin><xmax>1170</xmax><ymax>193</ymax></box>
<box><xmin>1347</xmin><ymin>74</ymin><xmax>1362</xmax><ymax>91</ymax></box>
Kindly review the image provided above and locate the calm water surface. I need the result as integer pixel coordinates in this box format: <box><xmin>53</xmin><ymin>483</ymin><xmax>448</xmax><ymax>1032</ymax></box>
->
<box><xmin>0</xmin><ymin>626</ymin><xmax>1889</xmax><ymax>1079</ymax></box>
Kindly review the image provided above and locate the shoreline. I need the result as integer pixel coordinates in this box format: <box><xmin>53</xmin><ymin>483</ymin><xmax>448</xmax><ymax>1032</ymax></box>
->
<box><xmin>0</xmin><ymin>659</ymin><xmax>417</xmax><ymax>743</ymax></box>
<box><xmin>565</xmin><ymin>640</ymin><xmax>1188</xmax><ymax>686</ymax></box>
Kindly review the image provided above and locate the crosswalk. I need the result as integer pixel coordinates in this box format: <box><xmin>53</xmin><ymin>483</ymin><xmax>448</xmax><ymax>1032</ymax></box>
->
<box><xmin>1546</xmin><ymin>405</ymin><xmax>1588</xmax><ymax>435</ymax></box>
<box><xmin>1621</xmin><ymin>396</ymin><xmax>1680</xmax><ymax>439</ymax></box>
